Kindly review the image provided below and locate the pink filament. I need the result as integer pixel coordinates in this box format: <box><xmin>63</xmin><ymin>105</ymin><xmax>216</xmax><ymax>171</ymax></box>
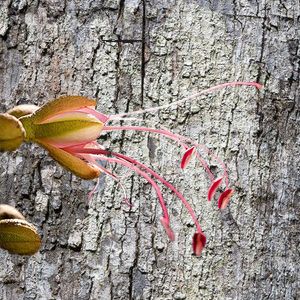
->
<box><xmin>90</xmin><ymin>154</ymin><xmax>171</xmax><ymax>225</ymax></box>
<box><xmin>106</xmin><ymin>117</ymin><xmax>215</xmax><ymax>181</ymax></box>
<box><xmin>110</xmin><ymin>175</ymin><xmax>133</xmax><ymax>206</ymax></box>
<box><xmin>88</xmin><ymin>177</ymin><xmax>101</xmax><ymax>200</ymax></box>
<box><xmin>70</xmin><ymin>146</ymin><xmax>203</xmax><ymax>233</ymax></box>
<box><xmin>106</xmin><ymin>82</ymin><xmax>262</xmax><ymax>187</ymax></box>
<box><xmin>110</xmin><ymin>82</ymin><xmax>262</xmax><ymax>119</ymax></box>
<box><xmin>102</xmin><ymin>126</ymin><xmax>224</xmax><ymax>186</ymax></box>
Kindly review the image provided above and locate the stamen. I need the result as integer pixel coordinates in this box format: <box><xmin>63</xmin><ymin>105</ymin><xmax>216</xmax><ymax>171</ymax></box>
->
<box><xmin>193</xmin><ymin>232</ymin><xmax>206</xmax><ymax>255</ymax></box>
<box><xmin>110</xmin><ymin>82</ymin><xmax>262</xmax><ymax>119</ymax></box>
<box><xmin>88</xmin><ymin>153</ymin><xmax>172</xmax><ymax>228</ymax></box>
<box><xmin>218</xmin><ymin>189</ymin><xmax>235</xmax><ymax>209</ymax></box>
<box><xmin>159</xmin><ymin>216</ymin><xmax>175</xmax><ymax>241</ymax></box>
<box><xmin>88</xmin><ymin>177</ymin><xmax>101</xmax><ymax>200</ymax></box>
<box><xmin>102</xmin><ymin>126</ymin><xmax>223</xmax><ymax>186</ymax></box>
<box><xmin>72</xmin><ymin>147</ymin><xmax>203</xmax><ymax>234</ymax></box>
<box><xmin>106</xmin><ymin>117</ymin><xmax>215</xmax><ymax>181</ymax></box>
<box><xmin>181</xmin><ymin>146</ymin><xmax>196</xmax><ymax>169</ymax></box>
<box><xmin>208</xmin><ymin>177</ymin><xmax>223</xmax><ymax>201</ymax></box>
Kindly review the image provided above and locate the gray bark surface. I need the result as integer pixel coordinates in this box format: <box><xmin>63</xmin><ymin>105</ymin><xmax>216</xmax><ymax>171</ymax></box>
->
<box><xmin>0</xmin><ymin>0</ymin><xmax>299</xmax><ymax>299</ymax></box>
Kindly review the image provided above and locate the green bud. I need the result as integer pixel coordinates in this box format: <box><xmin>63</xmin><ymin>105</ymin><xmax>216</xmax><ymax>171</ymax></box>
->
<box><xmin>6</xmin><ymin>104</ymin><xmax>40</xmax><ymax>118</ymax></box>
<box><xmin>0</xmin><ymin>205</ymin><xmax>41</xmax><ymax>255</ymax></box>
<box><xmin>0</xmin><ymin>113</ymin><xmax>25</xmax><ymax>151</ymax></box>
<box><xmin>0</xmin><ymin>219</ymin><xmax>41</xmax><ymax>255</ymax></box>
<box><xmin>0</xmin><ymin>204</ymin><xmax>26</xmax><ymax>221</ymax></box>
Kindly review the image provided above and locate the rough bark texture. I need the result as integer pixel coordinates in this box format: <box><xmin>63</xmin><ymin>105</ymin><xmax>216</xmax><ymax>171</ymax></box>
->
<box><xmin>0</xmin><ymin>0</ymin><xmax>299</xmax><ymax>299</ymax></box>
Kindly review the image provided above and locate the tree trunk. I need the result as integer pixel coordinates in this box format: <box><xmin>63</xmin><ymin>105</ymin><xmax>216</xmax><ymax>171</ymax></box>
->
<box><xmin>0</xmin><ymin>1</ymin><xmax>299</xmax><ymax>299</ymax></box>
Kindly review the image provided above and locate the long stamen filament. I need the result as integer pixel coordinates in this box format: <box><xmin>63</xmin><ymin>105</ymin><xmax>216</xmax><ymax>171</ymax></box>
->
<box><xmin>106</xmin><ymin>82</ymin><xmax>262</xmax><ymax>187</ymax></box>
<box><xmin>109</xmin><ymin>82</ymin><xmax>262</xmax><ymax>119</ymax></box>
<box><xmin>69</xmin><ymin>146</ymin><xmax>203</xmax><ymax>233</ymax></box>
<box><xmin>106</xmin><ymin>117</ymin><xmax>215</xmax><ymax>181</ymax></box>
<box><xmin>82</xmin><ymin>153</ymin><xmax>133</xmax><ymax>206</ymax></box>
<box><xmin>88</xmin><ymin>177</ymin><xmax>100</xmax><ymax>200</ymax></box>
<box><xmin>102</xmin><ymin>126</ymin><xmax>226</xmax><ymax>187</ymax></box>
<box><xmin>110</xmin><ymin>151</ymin><xmax>203</xmax><ymax>233</ymax></box>
<box><xmin>90</xmin><ymin>154</ymin><xmax>171</xmax><ymax>225</ymax></box>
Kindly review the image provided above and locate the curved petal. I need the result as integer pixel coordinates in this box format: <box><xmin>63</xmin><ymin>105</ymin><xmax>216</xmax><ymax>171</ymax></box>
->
<box><xmin>27</xmin><ymin>95</ymin><xmax>98</xmax><ymax>124</ymax></box>
<box><xmin>21</xmin><ymin>112</ymin><xmax>104</xmax><ymax>146</ymax></box>
<box><xmin>36</xmin><ymin>140</ymin><xmax>101</xmax><ymax>180</ymax></box>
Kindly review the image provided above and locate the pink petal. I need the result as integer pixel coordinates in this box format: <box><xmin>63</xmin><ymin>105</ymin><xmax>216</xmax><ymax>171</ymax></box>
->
<box><xmin>159</xmin><ymin>216</ymin><xmax>175</xmax><ymax>241</ymax></box>
<box><xmin>218</xmin><ymin>189</ymin><xmax>235</xmax><ymax>209</ymax></box>
<box><xmin>75</xmin><ymin>107</ymin><xmax>109</xmax><ymax>124</ymax></box>
<box><xmin>193</xmin><ymin>232</ymin><xmax>206</xmax><ymax>255</ymax></box>
<box><xmin>208</xmin><ymin>177</ymin><xmax>223</xmax><ymax>201</ymax></box>
<box><xmin>181</xmin><ymin>146</ymin><xmax>196</xmax><ymax>169</ymax></box>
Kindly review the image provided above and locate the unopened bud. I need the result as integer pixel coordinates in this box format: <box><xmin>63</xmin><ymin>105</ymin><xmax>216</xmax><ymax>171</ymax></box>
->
<box><xmin>7</xmin><ymin>104</ymin><xmax>39</xmax><ymax>118</ymax></box>
<box><xmin>0</xmin><ymin>204</ymin><xmax>41</xmax><ymax>255</ymax></box>
<box><xmin>0</xmin><ymin>204</ymin><xmax>26</xmax><ymax>221</ymax></box>
<box><xmin>0</xmin><ymin>219</ymin><xmax>41</xmax><ymax>255</ymax></box>
<box><xmin>0</xmin><ymin>113</ymin><xmax>25</xmax><ymax>151</ymax></box>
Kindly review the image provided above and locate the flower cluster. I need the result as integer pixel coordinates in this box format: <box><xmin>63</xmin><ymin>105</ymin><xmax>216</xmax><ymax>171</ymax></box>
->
<box><xmin>1</xmin><ymin>82</ymin><xmax>261</xmax><ymax>255</ymax></box>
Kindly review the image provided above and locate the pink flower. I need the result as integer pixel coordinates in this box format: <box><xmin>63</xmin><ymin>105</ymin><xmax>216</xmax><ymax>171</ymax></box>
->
<box><xmin>18</xmin><ymin>82</ymin><xmax>261</xmax><ymax>255</ymax></box>
<box><xmin>20</xmin><ymin>96</ymin><xmax>108</xmax><ymax>179</ymax></box>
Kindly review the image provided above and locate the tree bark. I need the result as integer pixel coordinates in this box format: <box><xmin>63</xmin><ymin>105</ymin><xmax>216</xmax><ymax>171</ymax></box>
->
<box><xmin>0</xmin><ymin>0</ymin><xmax>299</xmax><ymax>299</ymax></box>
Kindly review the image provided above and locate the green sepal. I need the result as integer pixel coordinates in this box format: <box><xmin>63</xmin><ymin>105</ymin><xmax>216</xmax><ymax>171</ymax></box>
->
<box><xmin>25</xmin><ymin>95</ymin><xmax>97</xmax><ymax>124</ymax></box>
<box><xmin>36</xmin><ymin>139</ymin><xmax>101</xmax><ymax>180</ymax></box>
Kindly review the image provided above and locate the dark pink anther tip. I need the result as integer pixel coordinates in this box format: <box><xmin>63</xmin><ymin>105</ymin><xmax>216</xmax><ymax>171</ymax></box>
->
<box><xmin>208</xmin><ymin>177</ymin><xmax>223</xmax><ymax>201</ymax></box>
<box><xmin>193</xmin><ymin>232</ymin><xmax>206</xmax><ymax>255</ymax></box>
<box><xmin>159</xmin><ymin>216</ymin><xmax>175</xmax><ymax>241</ymax></box>
<box><xmin>218</xmin><ymin>189</ymin><xmax>235</xmax><ymax>209</ymax></box>
<box><xmin>181</xmin><ymin>146</ymin><xmax>196</xmax><ymax>169</ymax></box>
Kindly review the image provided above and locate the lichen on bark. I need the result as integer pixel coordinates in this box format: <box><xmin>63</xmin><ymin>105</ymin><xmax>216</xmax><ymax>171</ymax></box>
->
<box><xmin>0</xmin><ymin>0</ymin><xmax>299</xmax><ymax>299</ymax></box>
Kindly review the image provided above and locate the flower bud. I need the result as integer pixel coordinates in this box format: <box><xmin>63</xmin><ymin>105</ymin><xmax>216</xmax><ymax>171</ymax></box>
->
<box><xmin>0</xmin><ymin>204</ymin><xmax>26</xmax><ymax>220</ymax></box>
<box><xmin>0</xmin><ymin>205</ymin><xmax>41</xmax><ymax>255</ymax></box>
<box><xmin>0</xmin><ymin>113</ymin><xmax>25</xmax><ymax>151</ymax></box>
<box><xmin>0</xmin><ymin>219</ymin><xmax>41</xmax><ymax>255</ymax></box>
<box><xmin>18</xmin><ymin>95</ymin><xmax>105</xmax><ymax>179</ymax></box>
<box><xmin>20</xmin><ymin>96</ymin><xmax>103</xmax><ymax>147</ymax></box>
<box><xmin>6</xmin><ymin>104</ymin><xmax>40</xmax><ymax>118</ymax></box>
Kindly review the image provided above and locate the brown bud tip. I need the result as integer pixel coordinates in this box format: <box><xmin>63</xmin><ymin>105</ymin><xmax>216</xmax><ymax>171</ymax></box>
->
<box><xmin>0</xmin><ymin>204</ymin><xmax>25</xmax><ymax>221</ymax></box>
<box><xmin>0</xmin><ymin>113</ymin><xmax>25</xmax><ymax>151</ymax></box>
<box><xmin>0</xmin><ymin>219</ymin><xmax>41</xmax><ymax>255</ymax></box>
<box><xmin>6</xmin><ymin>104</ymin><xmax>40</xmax><ymax>118</ymax></box>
